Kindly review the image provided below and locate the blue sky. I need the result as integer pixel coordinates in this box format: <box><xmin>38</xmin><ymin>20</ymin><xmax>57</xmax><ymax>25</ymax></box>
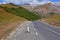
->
<box><xmin>0</xmin><ymin>0</ymin><xmax>60</xmax><ymax>5</ymax></box>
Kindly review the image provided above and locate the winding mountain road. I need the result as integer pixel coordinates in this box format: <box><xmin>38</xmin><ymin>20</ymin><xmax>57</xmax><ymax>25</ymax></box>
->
<box><xmin>6</xmin><ymin>21</ymin><xmax>60</xmax><ymax>40</ymax></box>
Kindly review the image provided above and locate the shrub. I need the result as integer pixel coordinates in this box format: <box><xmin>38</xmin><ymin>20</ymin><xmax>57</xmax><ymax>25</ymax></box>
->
<box><xmin>50</xmin><ymin>12</ymin><xmax>55</xmax><ymax>16</ymax></box>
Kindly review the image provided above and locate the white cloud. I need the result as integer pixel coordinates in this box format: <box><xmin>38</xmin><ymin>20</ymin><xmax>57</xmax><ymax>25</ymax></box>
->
<box><xmin>1</xmin><ymin>0</ymin><xmax>51</xmax><ymax>6</ymax></box>
<box><xmin>2</xmin><ymin>2</ymin><xmax>7</xmax><ymax>4</ymax></box>
<box><xmin>27</xmin><ymin>0</ymin><xmax>51</xmax><ymax>6</ymax></box>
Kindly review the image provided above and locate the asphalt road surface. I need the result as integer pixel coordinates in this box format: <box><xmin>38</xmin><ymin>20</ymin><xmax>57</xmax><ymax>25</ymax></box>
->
<box><xmin>6</xmin><ymin>21</ymin><xmax>60</xmax><ymax>40</ymax></box>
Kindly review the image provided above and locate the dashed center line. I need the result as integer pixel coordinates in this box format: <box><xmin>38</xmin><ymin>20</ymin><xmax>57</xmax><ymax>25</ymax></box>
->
<box><xmin>36</xmin><ymin>32</ymin><xmax>38</xmax><ymax>35</ymax></box>
<box><xmin>27</xmin><ymin>27</ymin><xmax>30</xmax><ymax>32</ymax></box>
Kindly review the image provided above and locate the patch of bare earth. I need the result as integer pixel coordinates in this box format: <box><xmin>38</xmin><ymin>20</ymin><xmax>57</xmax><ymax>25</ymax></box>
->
<box><xmin>41</xmin><ymin>14</ymin><xmax>60</xmax><ymax>27</ymax></box>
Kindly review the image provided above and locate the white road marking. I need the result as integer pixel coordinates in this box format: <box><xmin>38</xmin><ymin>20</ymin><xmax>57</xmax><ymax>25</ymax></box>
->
<box><xmin>35</xmin><ymin>32</ymin><xmax>38</xmax><ymax>35</ymax></box>
<box><xmin>27</xmin><ymin>27</ymin><xmax>30</xmax><ymax>32</ymax></box>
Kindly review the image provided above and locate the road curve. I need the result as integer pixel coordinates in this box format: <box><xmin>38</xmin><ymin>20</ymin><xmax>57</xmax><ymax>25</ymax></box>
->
<box><xmin>6</xmin><ymin>21</ymin><xmax>60</xmax><ymax>40</ymax></box>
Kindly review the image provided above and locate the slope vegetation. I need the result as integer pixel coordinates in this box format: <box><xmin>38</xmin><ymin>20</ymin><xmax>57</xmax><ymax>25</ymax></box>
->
<box><xmin>33</xmin><ymin>3</ymin><xmax>60</xmax><ymax>17</ymax></box>
<box><xmin>0</xmin><ymin>3</ymin><xmax>41</xmax><ymax>21</ymax></box>
<box><xmin>42</xmin><ymin>14</ymin><xmax>60</xmax><ymax>26</ymax></box>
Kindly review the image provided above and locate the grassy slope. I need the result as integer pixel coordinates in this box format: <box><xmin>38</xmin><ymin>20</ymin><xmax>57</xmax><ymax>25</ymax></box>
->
<box><xmin>43</xmin><ymin>14</ymin><xmax>60</xmax><ymax>26</ymax></box>
<box><xmin>0</xmin><ymin>4</ymin><xmax>27</xmax><ymax>39</ymax></box>
<box><xmin>1</xmin><ymin>4</ymin><xmax>41</xmax><ymax>21</ymax></box>
<box><xmin>0</xmin><ymin>6</ymin><xmax>26</xmax><ymax>25</ymax></box>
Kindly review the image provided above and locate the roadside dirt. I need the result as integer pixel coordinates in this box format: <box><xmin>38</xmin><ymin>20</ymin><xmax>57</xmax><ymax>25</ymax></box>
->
<box><xmin>0</xmin><ymin>20</ymin><xmax>27</xmax><ymax>40</ymax></box>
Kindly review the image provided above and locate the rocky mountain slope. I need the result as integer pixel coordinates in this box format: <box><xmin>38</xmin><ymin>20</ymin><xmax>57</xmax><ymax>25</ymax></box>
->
<box><xmin>21</xmin><ymin>3</ymin><xmax>60</xmax><ymax>17</ymax></box>
<box><xmin>20</xmin><ymin>3</ymin><xmax>33</xmax><ymax>11</ymax></box>
<box><xmin>33</xmin><ymin>3</ymin><xmax>60</xmax><ymax>17</ymax></box>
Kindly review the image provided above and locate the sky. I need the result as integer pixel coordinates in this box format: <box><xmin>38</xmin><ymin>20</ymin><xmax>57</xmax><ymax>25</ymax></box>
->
<box><xmin>50</xmin><ymin>0</ymin><xmax>60</xmax><ymax>2</ymax></box>
<box><xmin>0</xmin><ymin>0</ymin><xmax>60</xmax><ymax>6</ymax></box>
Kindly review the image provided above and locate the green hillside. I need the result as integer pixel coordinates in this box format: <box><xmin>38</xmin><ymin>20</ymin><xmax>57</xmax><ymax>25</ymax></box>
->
<box><xmin>0</xmin><ymin>3</ymin><xmax>41</xmax><ymax>21</ymax></box>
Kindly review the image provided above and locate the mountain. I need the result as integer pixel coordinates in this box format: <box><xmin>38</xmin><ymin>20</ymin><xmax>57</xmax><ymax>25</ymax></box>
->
<box><xmin>20</xmin><ymin>3</ymin><xmax>33</xmax><ymax>11</ymax></box>
<box><xmin>32</xmin><ymin>2</ymin><xmax>60</xmax><ymax>26</ymax></box>
<box><xmin>33</xmin><ymin>3</ymin><xmax>60</xmax><ymax>17</ymax></box>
